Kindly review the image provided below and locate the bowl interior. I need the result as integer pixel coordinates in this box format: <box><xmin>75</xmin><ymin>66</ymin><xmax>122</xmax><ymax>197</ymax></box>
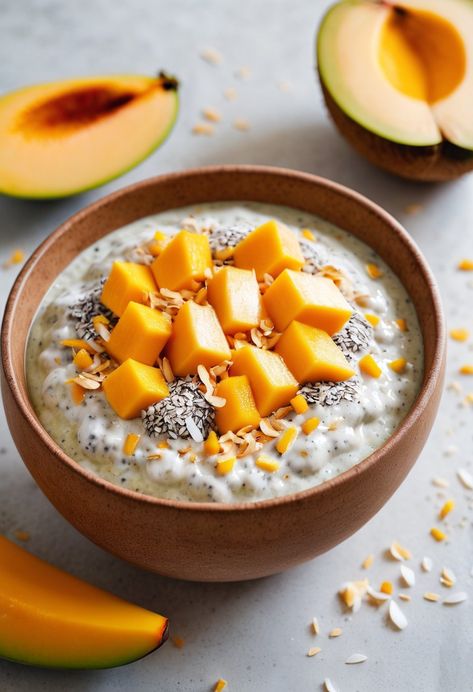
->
<box><xmin>2</xmin><ymin>165</ymin><xmax>444</xmax><ymax>509</ymax></box>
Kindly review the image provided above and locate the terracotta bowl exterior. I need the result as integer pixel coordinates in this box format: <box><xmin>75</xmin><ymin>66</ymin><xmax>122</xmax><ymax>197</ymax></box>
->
<box><xmin>1</xmin><ymin>166</ymin><xmax>445</xmax><ymax>582</ymax></box>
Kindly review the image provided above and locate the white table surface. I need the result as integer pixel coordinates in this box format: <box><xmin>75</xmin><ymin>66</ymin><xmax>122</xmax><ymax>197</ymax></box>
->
<box><xmin>1</xmin><ymin>1</ymin><xmax>472</xmax><ymax>690</ymax></box>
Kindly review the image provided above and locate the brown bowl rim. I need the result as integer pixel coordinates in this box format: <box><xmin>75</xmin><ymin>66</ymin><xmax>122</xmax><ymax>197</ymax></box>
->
<box><xmin>1</xmin><ymin>165</ymin><xmax>445</xmax><ymax>514</ymax></box>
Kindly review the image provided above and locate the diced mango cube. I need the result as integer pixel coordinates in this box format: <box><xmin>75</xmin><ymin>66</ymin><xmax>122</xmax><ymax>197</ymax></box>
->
<box><xmin>73</xmin><ymin>348</ymin><xmax>93</xmax><ymax>370</ymax></box>
<box><xmin>233</xmin><ymin>220</ymin><xmax>304</xmax><ymax>280</ymax></box>
<box><xmin>151</xmin><ymin>230</ymin><xmax>212</xmax><ymax>291</ymax></box>
<box><xmin>69</xmin><ymin>382</ymin><xmax>85</xmax><ymax>405</ymax></box>
<box><xmin>263</xmin><ymin>269</ymin><xmax>352</xmax><ymax>334</ymax></box>
<box><xmin>216</xmin><ymin>457</ymin><xmax>236</xmax><ymax>475</ymax></box>
<box><xmin>275</xmin><ymin>321</ymin><xmax>355</xmax><ymax>383</ymax></box>
<box><xmin>214</xmin><ymin>375</ymin><xmax>261</xmax><ymax>433</ymax></box>
<box><xmin>101</xmin><ymin>261</ymin><xmax>157</xmax><ymax>317</ymax></box>
<box><xmin>230</xmin><ymin>345</ymin><xmax>298</xmax><ymax>417</ymax></box>
<box><xmin>275</xmin><ymin>426</ymin><xmax>298</xmax><ymax>455</ymax></box>
<box><xmin>123</xmin><ymin>433</ymin><xmax>140</xmax><ymax>456</ymax></box>
<box><xmin>255</xmin><ymin>455</ymin><xmax>280</xmax><ymax>472</ymax></box>
<box><xmin>290</xmin><ymin>393</ymin><xmax>309</xmax><ymax>414</ymax></box>
<box><xmin>359</xmin><ymin>354</ymin><xmax>382</xmax><ymax>378</ymax></box>
<box><xmin>166</xmin><ymin>301</ymin><xmax>231</xmax><ymax>376</ymax></box>
<box><xmin>302</xmin><ymin>417</ymin><xmax>320</xmax><ymax>435</ymax></box>
<box><xmin>106</xmin><ymin>301</ymin><xmax>171</xmax><ymax>366</ymax></box>
<box><xmin>207</xmin><ymin>266</ymin><xmax>261</xmax><ymax>334</ymax></box>
<box><xmin>204</xmin><ymin>430</ymin><xmax>220</xmax><ymax>456</ymax></box>
<box><xmin>364</xmin><ymin>313</ymin><xmax>380</xmax><ymax>327</ymax></box>
<box><xmin>103</xmin><ymin>358</ymin><xmax>169</xmax><ymax>419</ymax></box>
<box><xmin>388</xmin><ymin>357</ymin><xmax>407</xmax><ymax>374</ymax></box>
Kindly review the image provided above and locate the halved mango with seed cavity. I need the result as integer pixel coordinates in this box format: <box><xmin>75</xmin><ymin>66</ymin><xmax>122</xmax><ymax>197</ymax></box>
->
<box><xmin>207</xmin><ymin>266</ymin><xmax>261</xmax><ymax>334</ymax></box>
<box><xmin>106</xmin><ymin>301</ymin><xmax>171</xmax><ymax>365</ymax></box>
<box><xmin>103</xmin><ymin>358</ymin><xmax>169</xmax><ymax>419</ymax></box>
<box><xmin>151</xmin><ymin>230</ymin><xmax>212</xmax><ymax>291</ymax></box>
<box><xmin>165</xmin><ymin>301</ymin><xmax>231</xmax><ymax>376</ymax></box>
<box><xmin>263</xmin><ymin>269</ymin><xmax>352</xmax><ymax>334</ymax></box>
<box><xmin>215</xmin><ymin>375</ymin><xmax>261</xmax><ymax>433</ymax></box>
<box><xmin>230</xmin><ymin>345</ymin><xmax>298</xmax><ymax>417</ymax></box>
<box><xmin>275</xmin><ymin>321</ymin><xmax>355</xmax><ymax>383</ymax></box>
<box><xmin>101</xmin><ymin>261</ymin><xmax>157</xmax><ymax>317</ymax></box>
<box><xmin>233</xmin><ymin>220</ymin><xmax>304</xmax><ymax>280</ymax></box>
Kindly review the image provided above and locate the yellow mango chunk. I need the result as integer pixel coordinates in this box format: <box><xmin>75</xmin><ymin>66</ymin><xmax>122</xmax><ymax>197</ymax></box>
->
<box><xmin>359</xmin><ymin>354</ymin><xmax>382</xmax><ymax>378</ymax></box>
<box><xmin>388</xmin><ymin>357</ymin><xmax>407</xmax><ymax>374</ymax></box>
<box><xmin>101</xmin><ymin>262</ymin><xmax>157</xmax><ymax>317</ymax></box>
<box><xmin>364</xmin><ymin>313</ymin><xmax>380</xmax><ymax>327</ymax></box>
<box><xmin>275</xmin><ymin>321</ymin><xmax>355</xmax><ymax>384</ymax></box>
<box><xmin>214</xmin><ymin>375</ymin><xmax>261</xmax><ymax>434</ymax></box>
<box><xmin>290</xmin><ymin>393</ymin><xmax>309</xmax><ymax>414</ymax></box>
<box><xmin>276</xmin><ymin>426</ymin><xmax>298</xmax><ymax>455</ymax></box>
<box><xmin>207</xmin><ymin>266</ymin><xmax>261</xmax><ymax>334</ymax></box>
<box><xmin>216</xmin><ymin>457</ymin><xmax>236</xmax><ymax>475</ymax></box>
<box><xmin>263</xmin><ymin>269</ymin><xmax>352</xmax><ymax>334</ymax></box>
<box><xmin>123</xmin><ymin>433</ymin><xmax>140</xmax><ymax>456</ymax></box>
<box><xmin>230</xmin><ymin>345</ymin><xmax>298</xmax><ymax>417</ymax></box>
<box><xmin>73</xmin><ymin>348</ymin><xmax>93</xmax><ymax>370</ymax></box>
<box><xmin>165</xmin><ymin>301</ymin><xmax>231</xmax><ymax>376</ymax></box>
<box><xmin>106</xmin><ymin>302</ymin><xmax>171</xmax><ymax>366</ymax></box>
<box><xmin>233</xmin><ymin>220</ymin><xmax>304</xmax><ymax>280</ymax></box>
<box><xmin>151</xmin><ymin>230</ymin><xmax>212</xmax><ymax>291</ymax></box>
<box><xmin>302</xmin><ymin>417</ymin><xmax>320</xmax><ymax>435</ymax></box>
<box><xmin>103</xmin><ymin>358</ymin><xmax>169</xmax><ymax>419</ymax></box>
<box><xmin>204</xmin><ymin>431</ymin><xmax>220</xmax><ymax>456</ymax></box>
<box><xmin>255</xmin><ymin>455</ymin><xmax>280</xmax><ymax>472</ymax></box>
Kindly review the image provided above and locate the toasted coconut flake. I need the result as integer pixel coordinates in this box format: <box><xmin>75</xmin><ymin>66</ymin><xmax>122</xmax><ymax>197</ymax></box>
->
<box><xmin>250</xmin><ymin>327</ymin><xmax>263</xmax><ymax>347</ymax></box>
<box><xmin>345</xmin><ymin>653</ymin><xmax>367</xmax><ymax>665</ymax></box>
<box><xmin>362</xmin><ymin>554</ymin><xmax>374</xmax><ymax>569</ymax></box>
<box><xmin>443</xmin><ymin>592</ymin><xmax>468</xmax><ymax>605</ymax></box>
<box><xmin>203</xmin><ymin>107</ymin><xmax>222</xmax><ymax>123</ymax></box>
<box><xmin>324</xmin><ymin>679</ymin><xmax>338</xmax><ymax>692</ymax></box>
<box><xmin>200</xmin><ymin>47</ymin><xmax>223</xmax><ymax>64</ymax></box>
<box><xmin>204</xmin><ymin>393</ymin><xmax>226</xmax><ymax>408</ymax></box>
<box><xmin>432</xmin><ymin>477</ymin><xmax>449</xmax><ymax>488</ymax></box>
<box><xmin>307</xmin><ymin>646</ymin><xmax>321</xmax><ymax>657</ymax></box>
<box><xmin>72</xmin><ymin>375</ymin><xmax>101</xmax><ymax>390</ymax></box>
<box><xmin>224</xmin><ymin>87</ymin><xmax>237</xmax><ymax>101</ymax></box>
<box><xmin>233</xmin><ymin>118</ymin><xmax>250</xmax><ymax>131</ymax></box>
<box><xmin>192</xmin><ymin>122</ymin><xmax>215</xmax><ymax>136</ymax></box>
<box><xmin>389</xmin><ymin>600</ymin><xmax>408</xmax><ymax>629</ymax></box>
<box><xmin>421</xmin><ymin>557</ymin><xmax>433</xmax><ymax>572</ymax></box>
<box><xmin>274</xmin><ymin>406</ymin><xmax>292</xmax><ymax>419</ymax></box>
<box><xmin>160</xmin><ymin>357</ymin><xmax>175</xmax><ymax>383</ymax></box>
<box><xmin>399</xmin><ymin>594</ymin><xmax>411</xmax><ymax>602</ymax></box>
<box><xmin>366</xmin><ymin>586</ymin><xmax>391</xmax><ymax>604</ymax></box>
<box><xmin>339</xmin><ymin>580</ymin><xmax>368</xmax><ymax>612</ymax></box>
<box><xmin>400</xmin><ymin>564</ymin><xmax>416</xmax><ymax>587</ymax></box>
<box><xmin>457</xmin><ymin>468</ymin><xmax>473</xmax><ymax>490</ymax></box>
<box><xmin>329</xmin><ymin>627</ymin><xmax>342</xmax><ymax>638</ymax></box>
<box><xmin>311</xmin><ymin>617</ymin><xmax>319</xmax><ymax>635</ymax></box>
<box><xmin>423</xmin><ymin>592</ymin><xmax>440</xmax><ymax>602</ymax></box>
<box><xmin>260</xmin><ymin>418</ymin><xmax>281</xmax><ymax>438</ymax></box>
<box><xmin>390</xmin><ymin>541</ymin><xmax>412</xmax><ymax>561</ymax></box>
<box><xmin>441</xmin><ymin>567</ymin><xmax>456</xmax><ymax>586</ymax></box>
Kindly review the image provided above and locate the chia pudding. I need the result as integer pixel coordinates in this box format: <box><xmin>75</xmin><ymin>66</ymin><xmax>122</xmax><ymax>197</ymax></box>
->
<box><xmin>26</xmin><ymin>202</ymin><xmax>423</xmax><ymax>503</ymax></box>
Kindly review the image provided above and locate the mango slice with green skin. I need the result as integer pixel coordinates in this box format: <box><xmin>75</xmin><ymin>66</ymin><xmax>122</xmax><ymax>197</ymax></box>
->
<box><xmin>0</xmin><ymin>72</ymin><xmax>179</xmax><ymax>199</ymax></box>
<box><xmin>0</xmin><ymin>536</ymin><xmax>169</xmax><ymax>669</ymax></box>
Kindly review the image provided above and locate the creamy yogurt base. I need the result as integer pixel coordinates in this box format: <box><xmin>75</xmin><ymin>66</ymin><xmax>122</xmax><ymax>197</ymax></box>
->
<box><xmin>27</xmin><ymin>202</ymin><xmax>423</xmax><ymax>503</ymax></box>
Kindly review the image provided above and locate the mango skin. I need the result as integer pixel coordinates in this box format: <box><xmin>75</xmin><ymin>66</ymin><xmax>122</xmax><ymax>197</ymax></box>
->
<box><xmin>0</xmin><ymin>536</ymin><xmax>168</xmax><ymax>669</ymax></box>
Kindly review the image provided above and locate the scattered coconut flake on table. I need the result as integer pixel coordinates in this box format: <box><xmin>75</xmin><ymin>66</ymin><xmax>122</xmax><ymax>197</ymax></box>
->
<box><xmin>366</xmin><ymin>585</ymin><xmax>391</xmax><ymax>603</ymax></box>
<box><xmin>202</xmin><ymin>107</ymin><xmax>222</xmax><ymax>123</ymax></box>
<box><xmin>200</xmin><ymin>47</ymin><xmax>223</xmax><ymax>65</ymax></box>
<box><xmin>432</xmin><ymin>477</ymin><xmax>449</xmax><ymax>488</ymax></box>
<box><xmin>389</xmin><ymin>541</ymin><xmax>412</xmax><ymax>561</ymax></box>
<box><xmin>443</xmin><ymin>592</ymin><xmax>468</xmax><ymax>605</ymax></box>
<box><xmin>223</xmin><ymin>87</ymin><xmax>237</xmax><ymax>101</ymax></box>
<box><xmin>400</xmin><ymin>564</ymin><xmax>416</xmax><ymax>587</ymax></box>
<box><xmin>235</xmin><ymin>66</ymin><xmax>251</xmax><ymax>79</ymax></box>
<box><xmin>233</xmin><ymin>118</ymin><xmax>250</xmax><ymax>132</ymax></box>
<box><xmin>345</xmin><ymin>653</ymin><xmax>368</xmax><ymax>664</ymax></box>
<box><xmin>421</xmin><ymin>556</ymin><xmax>433</xmax><ymax>572</ymax></box>
<box><xmin>311</xmin><ymin>617</ymin><xmax>320</xmax><ymax>635</ymax></box>
<box><xmin>324</xmin><ymin>678</ymin><xmax>338</xmax><ymax>692</ymax></box>
<box><xmin>441</xmin><ymin>567</ymin><xmax>456</xmax><ymax>587</ymax></box>
<box><xmin>423</xmin><ymin>592</ymin><xmax>440</xmax><ymax>602</ymax></box>
<box><xmin>457</xmin><ymin>468</ymin><xmax>473</xmax><ymax>490</ymax></box>
<box><xmin>307</xmin><ymin>646</ymin><xmax>321</xmax><ymax>657</ymax></box>
<box><xmin>192</xmin><ymin>123</ymin><xmax>215</xmax><ymax>136</ymax></box>
<box><xmin>389</xmin><ymin>600</ymin><xmax>408</xmax><ymax>630</ymax></box>
<box><xmin>361</xmin><ymin>553</ymin><xmax>374</xmax><ymax>569</ymax></box>
<box><xmin>329</xmin><ymin>627</ymin><xmax>342</xmax><ymax>638</ymax></box>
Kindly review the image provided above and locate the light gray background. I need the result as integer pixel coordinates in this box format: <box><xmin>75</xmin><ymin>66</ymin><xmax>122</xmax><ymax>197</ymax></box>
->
<box><xmin>1</xmin><ymin>1</ymin><xmax>472</xmax><ymax>690</ymax></box>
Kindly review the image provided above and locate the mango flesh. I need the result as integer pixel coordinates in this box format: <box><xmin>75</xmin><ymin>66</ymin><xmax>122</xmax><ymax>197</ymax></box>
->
<box><xmin>106</xmin><ymin>301</ymin><xmax>171</xmax><ymax>365</ymax></box>
<box><xmin>275</xmin><ymin>321</ymin><xmax>355</xmax><ymax>383</ymax></box>
<box><xmin>263</xmin><ymin>269</ymin><xmax>352</xmax><ymax>334</ymax></box>
<box><xmin>215</xmin><ymin>375</ymin><xmax>261</xmax><ymax>433</ymax></box>
<box><xmin>207</xmin><ymin>266</ymin><xmax>261</xmax><ymax>334</ymax></box>
<box><xmin>151</xmin><ymin>230</ymin><xmax>212</xmax><ymax>291</ymax></box>
<box><xmin>233</xmin><ymin>220</ymin><xmax>304</xmax><ymax>280</ymax></box>
<box><xmin>0</xmin><ymin>536</ymin><xmax>168</xmax><ymax>669</ymax></box>
<box><xmin>165</xmin><ymin>301</ymin><xmax>231</xmax><ymax>376</ymax></box>
<box><xmin>0</xmin><ymin>74</ymin><xmax>179</xmax><ymax>199</ymax></box>
<box><xmin>103</xmin><ymin>358</ymin><xmax>169</xmax><ymax>419</ymax></box>
<box><xmin>101</xmin><ymin>261</ymin><xmax>157</xmax><ymax>317</ymax></box>
<box><xmin>230</xmin><ymin>345</ymin><xmax>298</xmax><ymax>417</ymax></box>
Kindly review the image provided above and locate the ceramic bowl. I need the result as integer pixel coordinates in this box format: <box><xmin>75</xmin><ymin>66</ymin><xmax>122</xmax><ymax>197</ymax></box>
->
<box><xmin>1</xmin><ymin>166</ymin><xmax>445</xmax><ymax>581</ymax></box>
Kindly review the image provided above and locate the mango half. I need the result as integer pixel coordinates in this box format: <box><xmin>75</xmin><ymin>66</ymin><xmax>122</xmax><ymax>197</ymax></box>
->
<box><xmin>0</xmin><ymin>536</ymin><xmax>168</xmax><ymax>669</ymax></box>
<box><xmin>317</xmin><ymin>0</ymin><xmax>473</xmax><ymax>181</ymax></box>
<box><xmin>0</xmin><ymin>72</ymin><xmax>178</xmax><ymax>198</ymax></box>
